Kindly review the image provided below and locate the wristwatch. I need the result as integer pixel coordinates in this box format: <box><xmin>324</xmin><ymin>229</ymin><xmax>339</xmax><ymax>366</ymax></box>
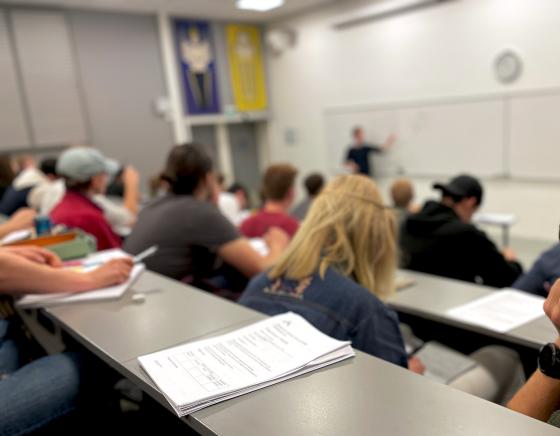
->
<box><xmin>538</xmin><ymin>343</ymin><xmax>560</xmax><ymax>379</ymax></box>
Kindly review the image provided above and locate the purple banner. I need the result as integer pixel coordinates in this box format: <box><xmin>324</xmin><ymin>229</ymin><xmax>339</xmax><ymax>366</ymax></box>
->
<box><xmin>176</xmin><ymin>20</ymin><xmax>220</xmax><ymax>115</ymax></box>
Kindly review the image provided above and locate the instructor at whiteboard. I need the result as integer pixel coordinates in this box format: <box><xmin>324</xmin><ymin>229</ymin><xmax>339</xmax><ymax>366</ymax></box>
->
<box><xmin>345</xmin><ymin>126</ymin><xmax>397</xmax><ymax>177</ymax></box>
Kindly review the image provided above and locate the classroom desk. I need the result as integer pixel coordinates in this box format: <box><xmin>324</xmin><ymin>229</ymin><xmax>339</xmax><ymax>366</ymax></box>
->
<box><xmin>25</xmin><ymin>271</ymin><xmax>560</xmax><ymax>436</ymax></box>
<box><xmin>45</xmin><ymin>271</ymin><xmax>262</xmax><ymax>363</ymax></box>
<box><xmin>473</xmin><ymin>212</ymin><xmax>516</xmax><ymax>247</ymax></box>
<box><xmin>390</xmin><ymin>270</ymin><xmax>557</xmax><ymax>350</ymax></box>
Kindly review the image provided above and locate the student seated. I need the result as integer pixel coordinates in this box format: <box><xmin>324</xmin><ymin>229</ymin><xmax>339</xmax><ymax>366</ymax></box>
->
<box><xmin>512</xmin><ymin>244</ymin><xmax>560</xmax><ymax>297</ymax></box>
<box><xmin>0</xmin><ymin>155</ymin><xmax>46</xmax><ymax>217</ymax></box>
<box><xmin>50</xmin><ymin>147</ymin><xmax>123</xmax><ymax>250</ymax></box>
<box><xmin>239</xmin><ymin>175</ymin><xmax>526</xmax><ymax>401</ymax></box>
<box><xmin>240</xmin><ymin>164</ymin><xmax>300</xmax><ymax>239</ymax></box>
<box><xmin>508</xmin><ymin>278</ymin><xmax>560</xmax><ymax>427</ymax></box>
<box><xmin>0</xmin><ymin>246</ymin><xmax>132</xmax><ymax>434</ymax></box>
<box><xmin>124</xmin><ymin>144</ymin><xmax>289</xmax><ymax>287</ymax></box>
<box><xmin>217</xmin><ymin>174</ymin><xmax>246</xmax><ymax>226</ymax></box>
<box><xmin>0</xmin><ymin>155</ymin><xmax>16</xmax><ymax>202</ymax></box>
<box><xmin>29</xmin><ymin>156</ymin><xmax>140</xmax><ymax>234</ymax></box>
<box><xmin>239</xmin><ymin>175</ymin><xmax>408</xmax><ymax>367</ymax></box>
<box><xmin>228</xmin><ymin>182</ymin><xmax>251</xmax><ymax>223</ymax></box>
<box><xmin>292</xmin><ymin>173</ymin><xmax>325</xmax><ymax>221</ymax></box>
<box><xmin>400</xmin><ymin>174</ymin><xmax>522</xmax><ymax>288</ymax></box>
<box><xmin>390</xmin><ymin>177</ymin><xmax>419</xmax><ymax>227</ymax></box>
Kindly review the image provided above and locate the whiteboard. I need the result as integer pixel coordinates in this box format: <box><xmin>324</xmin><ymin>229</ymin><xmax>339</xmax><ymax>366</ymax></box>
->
<box><xmin>325</xmin><ymin>98</ymin><xmax>506</xmax><ymax>178</ymax></box>
<box><xmin>509</xmin><ymin>93</ymin><xmax>560</xmax><ymax>180</ymax></box>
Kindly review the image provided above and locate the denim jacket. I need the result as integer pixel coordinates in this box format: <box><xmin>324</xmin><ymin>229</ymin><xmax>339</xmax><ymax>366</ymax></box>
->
<box><xmin>239</xmin><ymin>268</ymin><xmax>408</xmax><ymax>368</ymax></box>
<box><xmin>513</xmin><ymin>243</ymin><xmax>560</xmax><ymax>297</ymax></box>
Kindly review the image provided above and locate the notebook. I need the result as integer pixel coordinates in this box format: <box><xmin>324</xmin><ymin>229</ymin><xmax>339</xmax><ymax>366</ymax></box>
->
<box><xmin>16</xmin><ymin>249</ymin><xmax>145</xmax><ymax>308</ymax></box>
<box><xmin>139</xmin><ymin>312</ymin><xmax>355</xmax><ymax>417</ymax></box>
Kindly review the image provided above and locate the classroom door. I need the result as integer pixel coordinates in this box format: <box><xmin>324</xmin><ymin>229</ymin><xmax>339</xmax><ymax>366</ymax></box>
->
<box><xmin>228</xmin><ymin>123</ymin><xmax>261</xmax><ymax>205</ymax></box>
<box><xmin>191</xmin><ymin>125</ymin><xmax>219</xmax><ymax>164</ymax></box>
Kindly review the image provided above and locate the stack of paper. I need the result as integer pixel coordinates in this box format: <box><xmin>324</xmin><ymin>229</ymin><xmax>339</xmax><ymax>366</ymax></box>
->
<box><xmin>446</xmin><ymin>289</ymin><xmax>545</xmax><ymax>333</ymax></box>
<box><xmin>139</xmin><ymin>312</ymin><xmax>355</xmax><ymax>416</ymax></box>
<box><xmin>17</xmin><ymin>249</ymin><xmax>145</xmax><ymax>308</ymax></box>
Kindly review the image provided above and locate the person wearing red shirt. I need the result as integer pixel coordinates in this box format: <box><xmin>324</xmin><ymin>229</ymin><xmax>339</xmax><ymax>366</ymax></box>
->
<box><xmin>240</xmin><ymin>163</ymin><xmax>300</xmax><ymax>239</ymax></box>
<box><xmin>50</xmin><ymin>147</ymin><xmax>122</xmax><ymax>250</ymax></box>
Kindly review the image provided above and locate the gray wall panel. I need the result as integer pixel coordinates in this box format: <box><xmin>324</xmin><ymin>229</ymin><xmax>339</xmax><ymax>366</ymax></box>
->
<box><xmin>0</xmin><ymin>9</ymin><xmax>31</xmax><ymax>150</ymax></box>
<box><xmin>69</xmin><ymin>11</ymin><xmax>173</xmax><ymax>187</ymax></box>
<box><xmin>11</xmin><ymin>10</ymin><xmax>87</xmax><ymax>147</ymax></box>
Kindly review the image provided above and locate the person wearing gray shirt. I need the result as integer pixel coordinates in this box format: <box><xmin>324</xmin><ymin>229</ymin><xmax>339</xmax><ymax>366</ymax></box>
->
<box><xmin>124</xmin><ymin>144</ymin><xmax>289</xmax><ymax>287</ymax></box>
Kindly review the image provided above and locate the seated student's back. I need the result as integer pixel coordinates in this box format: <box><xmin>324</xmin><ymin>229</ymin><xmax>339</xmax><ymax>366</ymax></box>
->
<box><xmin>125</xmin><ymin>194</ymin><xmax>238</xmax><ymax>280</ymax></box>
<box><xmin>400</xmin><ymin>175</ymin><xmax>522</xmax><ymax>288</ymax></box>
<box><xmin>124</xmin><ymin>144</ymin><xmax>289</xmax><ymax>288</ymax></box>
<box><xmin>292</xmin><ymin>173</ymin><xmax>325</xmax><ymax>221</ymax></box>
<box><xmin>239</xmin><ymin>174</ymin><xmax>408</xmax><ymax>367</ymax></box>
<box><xmin>50</xmin><ymin>147</ymin><xmax>121</xmax><ymax>250</ymax></box>
<box><xmin>241</xmin><ymin>266</ymin><xmax>406</xmax><ymax>366</ymax></box>
<box><xmin>512</xmin><ymin>243</ymin><xmax>560</xmax><ymax>296</ymax></box>
<box><xmin>0</xmin><ymin>155</ymin><xmax>45</xmax><ymax>216</ymax></box>
<box><xmin>240</xmin><ymin>164</ymin><xmax>299</xmax><ymax>238</ymax></box>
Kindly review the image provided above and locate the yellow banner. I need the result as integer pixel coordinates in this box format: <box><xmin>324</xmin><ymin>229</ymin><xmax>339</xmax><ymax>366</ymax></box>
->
<box><xmin>226</xmin><ymin>25</ymin><xmax>268</xmax><ymax>112</ymax></box>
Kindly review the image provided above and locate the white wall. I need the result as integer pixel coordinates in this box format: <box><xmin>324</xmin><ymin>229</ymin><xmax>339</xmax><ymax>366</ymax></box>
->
<box><xmin>266</xmin><ymin>0</ymin><xmax>560</xmax><ymax>241</ymax></box>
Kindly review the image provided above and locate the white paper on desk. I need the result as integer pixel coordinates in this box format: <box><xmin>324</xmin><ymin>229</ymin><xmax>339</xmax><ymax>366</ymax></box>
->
<box><xmin>446</xmin><ymin>289</ymin><xmax>545</xmax><ymax>333</ymax></box>
<box><xmin>77</xmin><ymin>248</ymin><xmax>131</xmax><ymax>265</ymax></box>
<box><xmin>138</xmin><ymin>312</ymin><xmax>354</xmax><ymax>417</ymax></box>
<box><xmin>16</xmin><ymin>249</ymin><xmax>145</xmax><ymax>308</ymax></box>
<box><xmin>1</xmin><ymin>229</ymin><xmax>32</xmax><ymax>245</ymax></box>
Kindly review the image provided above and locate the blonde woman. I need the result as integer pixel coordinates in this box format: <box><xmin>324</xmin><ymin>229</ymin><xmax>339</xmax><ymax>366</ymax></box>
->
<box><xmin>239</xmin><ymin>174</ymin><xmax>408</xmax><ymax>368</ymax></box>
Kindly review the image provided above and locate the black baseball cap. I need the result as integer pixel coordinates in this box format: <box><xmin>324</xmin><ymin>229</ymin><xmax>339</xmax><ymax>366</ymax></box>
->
<box><xmin>433</xmin><ymin>174</ymin><xmax>483</xmax><ymax>205</ymax></box>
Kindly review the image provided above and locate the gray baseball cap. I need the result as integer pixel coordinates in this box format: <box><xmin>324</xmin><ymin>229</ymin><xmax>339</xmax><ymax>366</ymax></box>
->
<box><xmin>56</xmin><ymin>147</ymin><xmax>119</xmax><ymax>182</ymax></box>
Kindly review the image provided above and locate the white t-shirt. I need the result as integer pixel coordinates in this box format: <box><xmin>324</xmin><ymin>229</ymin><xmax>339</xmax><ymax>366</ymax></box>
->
<box><xmin>28</xmin><ymin>179</ymin><xmax>133</xmax><ymax>233</ymax></box>
<box><xmin>218</xmin><ymin>192</ymin><xmax>242</xmax><ymax>225</ymax></box>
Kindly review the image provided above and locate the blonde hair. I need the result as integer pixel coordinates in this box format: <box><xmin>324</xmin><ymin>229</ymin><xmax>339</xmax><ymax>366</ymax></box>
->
<box><xmin>269</xmin><ymin>174</ymin><xmax>397</xmax><ymax>300</ymax></box>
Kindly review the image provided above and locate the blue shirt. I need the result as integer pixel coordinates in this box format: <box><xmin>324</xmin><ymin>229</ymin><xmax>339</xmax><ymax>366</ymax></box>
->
<box><xmin>512</xmin><ymin>243</ymin><xmax>560</xmax><ymax>297</ymax></box>
<box><xmin>0</xmin><ymin>187</ymin><xmax>32</xmax><ymax>216</ymax></box>
<box><xmin>346</xmin><ymin>144</ymin><xmax>382</xmax><ymax>176</ymax></box>
<box><xmin>239</xmin><ymin>268</ymin><xmax>408</xmax><ymax>368</ymax></box>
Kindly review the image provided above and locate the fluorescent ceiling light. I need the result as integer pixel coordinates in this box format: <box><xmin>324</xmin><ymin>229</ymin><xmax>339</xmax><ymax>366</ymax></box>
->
<box><xmin>236</xmin><ymin>0</ymin><xmax>284</xmax><ymax>12</ymax></box>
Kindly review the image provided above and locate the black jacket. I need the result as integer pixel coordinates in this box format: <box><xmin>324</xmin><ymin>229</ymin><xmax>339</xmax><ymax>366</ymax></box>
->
<box><xmin>400</xmin><ymin>201</ymin><xmax>522</xmax><ymax>288</ymax></box>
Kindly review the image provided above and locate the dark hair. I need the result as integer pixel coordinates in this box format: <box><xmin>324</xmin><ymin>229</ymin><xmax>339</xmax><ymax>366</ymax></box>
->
<box><xmin>228</xmin><ymin>182</ymin><xmax>248</xmax><ymax>196</ymax></box>
<box><xmin>262</xmin><ymin>164</ymin><xmax>298</xmax><ymax>202</ymax></box>
<box><xmin>442</xmin><ymin>192</ymin><xmax>472</xmax><ymax>205</ymax></box>
<box><xmin>304</xmin><ymin>173</ymin><xmax>324</xmax><ymax>197</ymax></box>
<box><xmin>228</xmin><ymin>182</ymin><xmax>250</xmax><ymax>207</ymax></box>
<box><xmin>352</xmin><ymin>126</ymin><xmax>363</xmax><ymax>137</ymax></box>
<box><xmin>163</xmin><ymin>143</ymin><xmax>213</xmax><ymax>195</ymax></box>
<box><xmin>65</xmin><ymin>179</ymin><xmax>93</xmax><ymax>192</ymax></box>
<box><xmin>40</xmin><ymin>157</ymin><xmax>58</xmax><ymax>177</ymax></box>
<box><xmin>0</xmin><ymin>154</ymin><xmax>15</xmax><ymax>187</ymax></box>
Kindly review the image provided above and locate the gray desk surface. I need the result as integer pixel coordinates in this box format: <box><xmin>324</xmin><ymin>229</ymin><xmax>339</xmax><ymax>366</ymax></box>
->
<box><xmin>391</xmin><ymin>270</ymin><xmax>557</xmax><ymax>349</ymax></box>
<box><xmin>46</xmin><ymin>272</ymin><xmax>263</xmax><ymax>363</ymax></box>
<box><xmin>42</xmin><ymin>271</ymin><xmax>560</xmax><ymax>435</ymax></box>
